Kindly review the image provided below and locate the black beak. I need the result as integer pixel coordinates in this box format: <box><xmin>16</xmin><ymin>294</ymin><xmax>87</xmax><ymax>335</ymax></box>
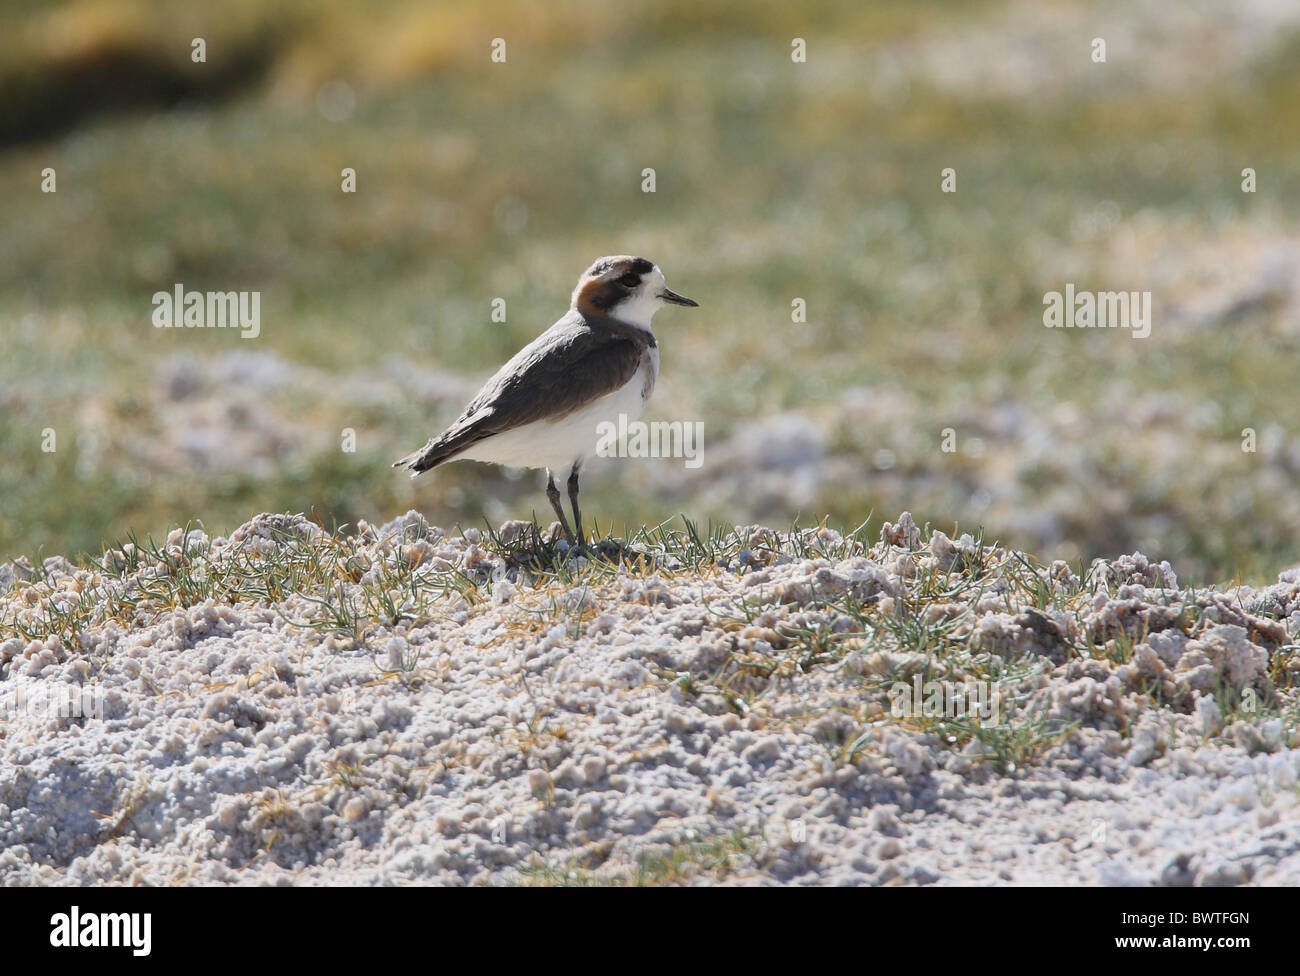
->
<box><xmin>660</xmin><ymin>288</ymin><xmax>698</xmax><ymax>307</ymax></box>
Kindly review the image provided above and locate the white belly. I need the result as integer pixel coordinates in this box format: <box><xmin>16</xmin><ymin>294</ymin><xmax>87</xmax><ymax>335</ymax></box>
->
<box><xmin>459</xmin><ymin>348</ymin><xmax>658</xmax><ymax>473</ymax></box>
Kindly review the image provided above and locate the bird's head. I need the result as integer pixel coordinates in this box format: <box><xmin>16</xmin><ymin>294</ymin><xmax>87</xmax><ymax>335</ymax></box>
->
<box><xmin>571</xmin><ymin>255</ymin><xmax>697</xmax><ymax>328</ymax></box>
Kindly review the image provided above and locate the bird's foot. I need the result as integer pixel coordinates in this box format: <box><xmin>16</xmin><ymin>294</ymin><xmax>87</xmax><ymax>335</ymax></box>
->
<box><xmin>546</xmin><ymin>521</ymin><xmax>582</xmax><ymax>551</ymax></box>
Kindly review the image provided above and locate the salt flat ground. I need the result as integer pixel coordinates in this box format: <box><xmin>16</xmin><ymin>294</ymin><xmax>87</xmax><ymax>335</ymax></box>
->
<box><xmin>2</xmin><ymin>513</ymin><xmax>1296</xmax><ymax>885</ymax></box>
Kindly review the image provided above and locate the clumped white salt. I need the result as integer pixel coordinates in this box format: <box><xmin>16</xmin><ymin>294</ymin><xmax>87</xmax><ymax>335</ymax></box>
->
<box><xmin>0</xmin><ymin>511</ymin><xmax>1297</xmax><ymax>885</ymax></box>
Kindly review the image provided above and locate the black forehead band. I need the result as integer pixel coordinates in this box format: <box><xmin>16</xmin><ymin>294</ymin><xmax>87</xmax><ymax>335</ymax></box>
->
<box><xmin>589</xmin><ymin>257</ymin><xmax>654</xmax><ymax>279</ymax></box>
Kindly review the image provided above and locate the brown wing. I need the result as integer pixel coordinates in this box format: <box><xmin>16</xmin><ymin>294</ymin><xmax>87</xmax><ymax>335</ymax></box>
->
<box><xmin>394</xmin><ymin>314</ymin><xmax>651</xmax><ymax>473</ymax></box>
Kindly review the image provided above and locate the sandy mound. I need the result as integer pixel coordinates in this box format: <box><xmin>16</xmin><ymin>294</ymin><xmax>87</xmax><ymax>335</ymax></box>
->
<box><xmin>2</xmin><ymin>511</ymin><xmax>1298</xmax><ymax>885</ymax></box>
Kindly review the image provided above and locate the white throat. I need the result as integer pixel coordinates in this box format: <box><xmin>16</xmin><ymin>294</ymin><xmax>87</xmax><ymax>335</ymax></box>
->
<box><xmin>610</xmin><ymin>294</ymin><xmax>661</xmax><ymax>331</ymax></box>
<box><xmin>609</xmin><ymin>265</ymin><xmax>667</xmax><ymax>332</ymax></box>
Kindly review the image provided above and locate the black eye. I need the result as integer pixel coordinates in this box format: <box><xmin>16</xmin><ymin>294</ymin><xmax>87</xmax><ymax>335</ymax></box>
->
<box><xmin>618</xmin><ymin>273</ymin><xmax>640</xmax><ymax>287</ymax></box>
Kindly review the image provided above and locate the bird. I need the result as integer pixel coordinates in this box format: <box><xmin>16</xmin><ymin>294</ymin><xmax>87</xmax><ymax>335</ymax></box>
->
<box><xmin>393</xmin><ymin>255</ymin><xmax>698</xmax><ymax>546</ymax></box>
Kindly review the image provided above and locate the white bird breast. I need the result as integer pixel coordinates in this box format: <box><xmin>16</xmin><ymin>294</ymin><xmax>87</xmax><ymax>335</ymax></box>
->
<box><xmin>457</xmin><ymin>345</ymin><xmax>659</xmax><ymax>473</ymax></box>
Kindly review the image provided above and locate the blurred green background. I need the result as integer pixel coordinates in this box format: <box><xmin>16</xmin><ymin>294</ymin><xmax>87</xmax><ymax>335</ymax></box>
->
<box><xmin>2</xmin><ymin>0</ymin><xmax>1299</xmax><ymax>583</ymax></box>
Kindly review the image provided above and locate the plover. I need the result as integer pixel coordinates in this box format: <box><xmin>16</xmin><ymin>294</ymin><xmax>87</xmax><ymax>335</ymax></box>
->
<box><xmin>393</xmin><ymin>256</ymin><xmax>698</xmax><ymax>544</ymax></box>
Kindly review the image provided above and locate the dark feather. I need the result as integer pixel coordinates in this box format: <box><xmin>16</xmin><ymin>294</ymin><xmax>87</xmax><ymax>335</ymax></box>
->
<box><xmin>394</xmin><ymin>310</ymin><xmax>654</xmax><ymax>474</ymax></box>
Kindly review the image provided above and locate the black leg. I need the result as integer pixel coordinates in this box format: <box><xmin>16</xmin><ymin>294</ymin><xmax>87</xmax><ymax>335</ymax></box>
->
<box><xmin>567</xmin><ymin>463</ymin><xmax>584</xmax><ymax>546</ymax></box>
<box><xmin>545</xmin><ymin>471</ymin><xmax>574</xmax><ymax>544</ymax></box>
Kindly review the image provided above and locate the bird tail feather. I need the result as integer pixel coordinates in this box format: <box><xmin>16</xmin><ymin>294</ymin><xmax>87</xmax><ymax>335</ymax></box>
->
<box><xmin>392</xmin><ymin>437</ymin><xmax>467</xmax><ymax>476</ymax></box>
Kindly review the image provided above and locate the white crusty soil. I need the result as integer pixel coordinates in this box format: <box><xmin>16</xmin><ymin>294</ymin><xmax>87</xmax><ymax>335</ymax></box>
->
<box><xmin>1</xmin><ymin>511</ymin><xmax>1298</xmax><ymax>886</ymax></box>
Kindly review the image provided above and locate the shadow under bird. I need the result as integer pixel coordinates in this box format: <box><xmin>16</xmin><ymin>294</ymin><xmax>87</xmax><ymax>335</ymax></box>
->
<box><xmin>393</xmin><ymin>256</ymin><xmax>698</xmax><ymax>545</ymax></box>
